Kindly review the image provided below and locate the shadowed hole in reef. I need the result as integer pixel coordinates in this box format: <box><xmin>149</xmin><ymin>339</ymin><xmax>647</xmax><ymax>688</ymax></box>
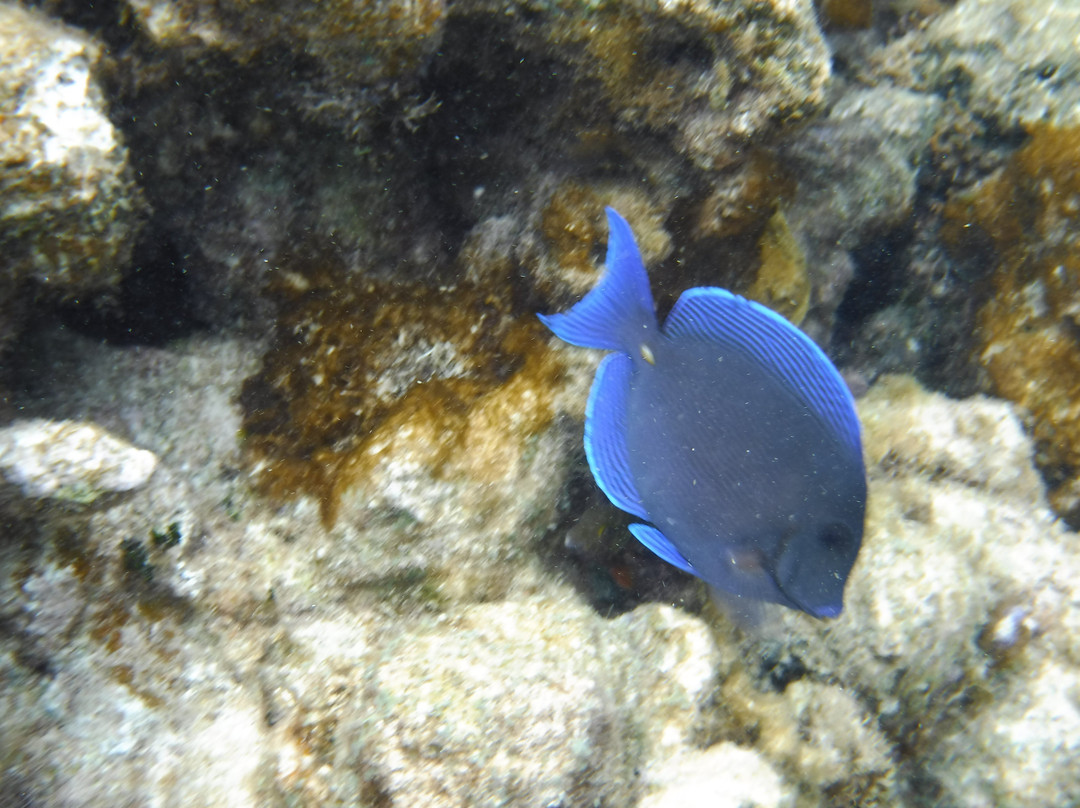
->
<box><xmin>56</xmin><ymin>225</ymin><xmax>202</xmax><ymax>346</ymax></box>
<box><xmin>34</xmin><ymin>0</ymin><xmax>131</xmax><ymax>43</ymax></box>
<box><xmin>833</xmin><ymin>215</ymin><xmax>986</xmax><ymax>396</ymax></box>
<box><xmin>833</xmin><ymin>222</ymin><xmax>913</xmax><ymax>351</ymax></box>
<box><xmin>409</xmin><ymin>13</ymin><xmax>567</xmax><ymax>228</ymax></box>
<box><xmin>757</xmin><ymin>646</ymin><xmax>809</xmax><ymax>693</ymax></box>
<box><xmin>541</xmin><ymin>463</ymin><xmax>706</xmax><ymax>619</ymax></box>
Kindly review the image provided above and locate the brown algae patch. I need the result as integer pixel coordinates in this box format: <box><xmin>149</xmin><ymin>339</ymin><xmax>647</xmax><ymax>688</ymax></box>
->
<box><xmin>944</xmin><ymin>123</ymin><xmax>1080</xmax><ymax>523</ymax></box>
<box><xmin>819</xmin><ymin>0</ymin><xmax>873</xmax><ymax>30</ymax></box>
<box><xmin>240</xmin><ymin>246</ymin><xmax>562</xmax><ymax>527</ymax></box>
<box><xmin>747</xmin><ymin>209</ymin><xmax>809</xmax><ymax>326</ymax></box>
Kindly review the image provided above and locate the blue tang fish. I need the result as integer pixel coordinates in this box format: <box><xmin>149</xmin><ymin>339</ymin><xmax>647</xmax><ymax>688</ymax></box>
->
<box><xmin>540</xmin><ymin>208</ymin><xmax>866</xmax><ymax>618</ymax></box>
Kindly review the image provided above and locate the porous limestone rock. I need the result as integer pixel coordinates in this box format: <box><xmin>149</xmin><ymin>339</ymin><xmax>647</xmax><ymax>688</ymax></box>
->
<box><xmin>122</xmin><ymin>0</ymin><xmax>447</xmax><ymax>135</ymax></box>
<box><xmin>881</xmin><ymin>0</ymin><xmax>1080</xmax><ymax>130</ymax></box>
<box><xmin>0</xmin><ymin>419</ymin><xmax>157</xmax><ymax>505</ymax></box>
<box><xmin>451</xmin><ymin>0</ymin><xmax>831</xmax><ymax>171</ymax></box>
<box><xmin>641</xmin><ymin>743</ymin><xmax>793</xmax><ymax>808</ymax></box>
<box><xmin>760</xmin><ymin>375</ymin><xmax>1080</xmax><ymax>807</ymax></box>
<box><xmin>0</xmin><ymin>2</ymin><xmax>140</xmax><ymax>345</ymax></box>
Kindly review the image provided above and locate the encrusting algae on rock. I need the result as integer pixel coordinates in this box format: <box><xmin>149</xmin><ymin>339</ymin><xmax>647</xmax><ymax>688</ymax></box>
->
<box><xmin>943</xmin><ymin>122</ymin><xmax>1080</xmax><ymax>525</ymax></box>
<box><xmin>122</xmin><ymin>0</ymin><xmax>447</xmax><ymax>136</ymax></box>
<box><xmin>0</xmin><ymin>2</ymin><xmax>142</xmax><ymax>353</ymax></box>
<box><xmin>747</xmin><ymin>209</ymin><xmax>811</xmax><ymax>326</ymax></box>
<box><xmin>240</xmin><ymin>242</ymin><xmax>564</xmax><ymax>528</ymax></box>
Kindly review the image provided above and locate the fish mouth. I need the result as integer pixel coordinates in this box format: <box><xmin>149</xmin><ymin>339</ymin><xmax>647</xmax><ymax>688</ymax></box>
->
<box><xmin>805</xmin><ymin>601</ymin><xmax>842</xmax><ymax>619</ymax></box>
<box><xmin>779</xmin><ymin>583</ymin><xmax>844</xmax><ymax>619</ymax></box>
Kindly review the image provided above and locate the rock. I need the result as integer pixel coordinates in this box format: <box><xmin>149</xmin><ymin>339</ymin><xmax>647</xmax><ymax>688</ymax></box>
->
<box><xmin>2</xmin><ymin>343</ymin><xmax>1079</xmax><ymax>808</ymax></box>
<box><xmin>778</xmin><ymin>84</ymin><xmax>941</xmax><ymax>339</ymax></box>
<box><xmin>0</xmin><ymin>568</ymin><xmax>273</xmax><ymax>807</ymax></box>
<box><xmin>940</xmin><ymin>122</ymin><xmax>1080</xmax><ymax>526</ymax></box>
<box><xmin>122</xmin><ymin>0</ymin><xmax>447</xmax><ymax>135</ymax></box>
<box><xmin>0</xmin><ymin>419</ymin><xmax>157</xmax><ymax>505</ymax></box>
<box><xmin>784</xmin><ymin>86</ymin><xmax>941</xmax><ymax>252</ymax></box>
<box><xmin>834</xmin><ymin>0</ymin><xmax>1080</xmax><ymax>404</ymax></box>
<box><xmin>1</xmin><ymin>327</ymin><xmax>724</xmax><ymax>806</ymax></box>
<box><xmin>0</xmin><ymin>2</ymin><xmax>141</xmax><ymax>347</ymax></box>
<box><xmin>465</xmin><ymin>0</ymin><xmax>831</xmax><ymax>171</ymax></box>
<box><xmin>347</xmin><ymin>598</ymin><xmax>717</xmax><ymax>808</ymax></box>
<box><xmin>881</xmin><ymin>0</ymin><xmax>1080</xmax><ymax>129</ymax></box>
<box><xmin>760</xmin><ymin>375</ymin><xmax>1080</xmax><ymax>806</ymax></box>
<box><xmin>641</xmin><ymin>743</ymin><xmax>792</xmax><ymax>808</ymax></box>
<box><xmin>0</xmin><ymin>548</ymin><xmax>721</xmax><ymax>807</ymax></box>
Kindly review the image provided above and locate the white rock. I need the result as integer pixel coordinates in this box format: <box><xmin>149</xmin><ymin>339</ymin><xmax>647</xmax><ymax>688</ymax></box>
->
<box><xmin>0</xmin><ymin>419</ymin><xmax>157</xmax><ymax>503</ymax></box>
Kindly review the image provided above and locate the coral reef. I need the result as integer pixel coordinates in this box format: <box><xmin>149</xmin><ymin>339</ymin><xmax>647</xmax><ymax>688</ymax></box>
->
<box><xmin>784</xmin><ymin>375</ymin><xmax>1080</xmax><ymax>806</ymax></box>
<box><xmin>455</xmin><ymin>0</ymin><xmax>831</xmax><ymax>171</ymax></box>
<box><xmin>21</xmin><ymin>0</ymin><xmax>886</xmax><ymax>377</ymax></box>
<box><xmin>346</xmin><ymin>599</ymin><xmax>714</xmax><ymax>807</ymax></box>
<box><xmin>0</xmin><ymin>392</ymin><xmax>721</xmax><ymax>805</ymax></box>
<box><xmin>6</xmin><ymin>350</ymin><xmax>1080</xmax><ymax>806</ymax></box>
<box><xmin>237</xmin><ymin>241</ymin><xmax>564</xmax><ymax>530</ymax></box>
<box><xmin>821</xmin><ymin>0</ymin><xmax>1080</xmax><ymax>396</ymax></box>
<box><xmin>778</xmin><ymin>84</ymin><xmax>941</xmax><ymax>340</ymax></box>
<box><xmin>3</xmin><ymin>0</ymin><xmax>1080</xmax><ymax>805</ymax></box>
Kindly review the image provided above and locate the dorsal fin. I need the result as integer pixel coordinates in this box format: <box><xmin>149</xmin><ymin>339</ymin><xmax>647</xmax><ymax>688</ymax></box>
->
<box><xmin>664</xmin><ymin>287</ymin><xmax>863</xmax><ymax>460</ymax></box>
<box><xmin>538</xmin><ymin>208</ymin><xmax>658</xmax><ymax>352</ymax></box>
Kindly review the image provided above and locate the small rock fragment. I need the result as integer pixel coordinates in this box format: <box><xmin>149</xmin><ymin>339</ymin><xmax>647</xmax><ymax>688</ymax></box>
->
<box><xmin>641</xmin><ymin>743</ymin><xmax>792</xmax><ymax>808</ymax></box>
<box><xmin>0</xmin><ymin>419</ymin><xmax>157</xmax><ymax>504</ymax></box>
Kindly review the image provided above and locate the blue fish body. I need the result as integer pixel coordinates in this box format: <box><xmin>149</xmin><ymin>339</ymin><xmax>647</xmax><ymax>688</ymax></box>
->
<box><xmin>540</xmin><ymin>208</ymin><xmax>866</xmax><ymax>618</ymax></box>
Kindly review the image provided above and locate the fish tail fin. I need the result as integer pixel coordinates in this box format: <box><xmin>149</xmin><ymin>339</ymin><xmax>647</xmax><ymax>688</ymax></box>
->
<box><xmin>539</xmin><ymin>208</ymin><xmax>658</xmax><ymax>352</ymax></box>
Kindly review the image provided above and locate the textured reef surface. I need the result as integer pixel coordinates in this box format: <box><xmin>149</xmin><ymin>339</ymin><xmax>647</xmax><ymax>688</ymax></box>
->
<box><xmin>1</xmin><ymin>0</ymin><xmax>1079</xmax><ymax>806</ymax></box>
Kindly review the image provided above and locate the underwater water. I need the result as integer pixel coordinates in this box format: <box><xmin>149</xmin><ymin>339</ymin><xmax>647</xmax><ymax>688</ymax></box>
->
<box><xmin>0</xmin><ymin>0</ymin><xmax>1079</xmax><ymax>806</ymax></box>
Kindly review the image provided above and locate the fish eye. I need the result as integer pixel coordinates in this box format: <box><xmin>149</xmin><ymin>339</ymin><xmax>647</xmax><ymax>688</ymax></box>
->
<box><xmin>818</xmin><ymin>523</ymin><xmax>852</xmax><ymax>552</ymax></box>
